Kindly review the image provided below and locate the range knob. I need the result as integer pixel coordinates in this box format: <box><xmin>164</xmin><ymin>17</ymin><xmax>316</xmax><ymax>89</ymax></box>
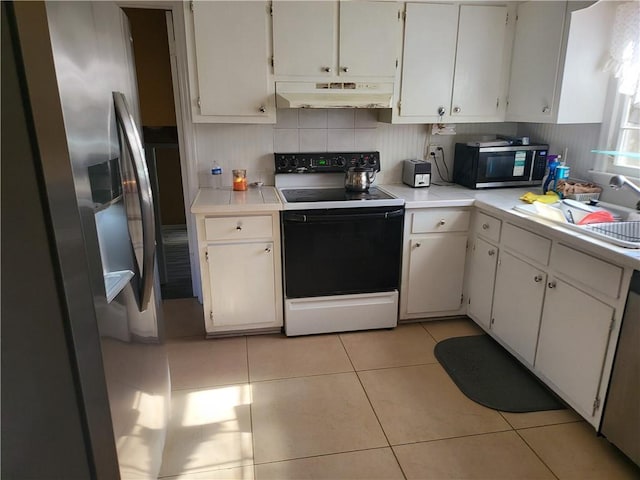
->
<box><xmin>357</xmin><ymin>156</ymin><xmax>367</xmax><ymax>167</ymax></box>
<box><xmin>366</xmin><ymin>155</ymin><xmax>377</xmax><ymax>167</ymax></box>
<box><xmin>334</xmin><ymin>156</ymin><xmax>346</xmax><ymax>168</ymax></box>
<box><xmin>278</xmin><ymin>156</ymin><xmax>289</xmax><ymax>168</ymax></box>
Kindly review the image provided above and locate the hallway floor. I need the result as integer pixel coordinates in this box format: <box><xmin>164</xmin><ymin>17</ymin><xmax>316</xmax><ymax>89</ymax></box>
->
<box><xmin>159</xmin><ymin>299</ymin><xmax>638</xmax><ymax>479</ymax></box>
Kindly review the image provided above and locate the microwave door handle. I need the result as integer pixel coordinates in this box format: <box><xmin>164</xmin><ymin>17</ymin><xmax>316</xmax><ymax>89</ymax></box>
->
<box><xmin>113</xmin><ymin>91</ymin><xmax>156</xmax><ymax>312</ymax></box>
<box><xmin>528</xmin><ymin>150</ymin><xmax>536</xmax><ymax>181</ymax></box>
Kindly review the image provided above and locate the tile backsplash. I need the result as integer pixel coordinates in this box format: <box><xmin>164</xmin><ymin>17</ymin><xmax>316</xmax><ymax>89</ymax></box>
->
<box><xmin>274</xmin><ymin>109</ymin><xmax>379</xmax><ymax>153</ymax></box>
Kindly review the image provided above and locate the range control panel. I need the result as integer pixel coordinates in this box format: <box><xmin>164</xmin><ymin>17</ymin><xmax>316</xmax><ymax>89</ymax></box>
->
<box><xmin>275</xmin><ymin>152</ymin><xmax>380</xmax><ymax>174</ymax></box>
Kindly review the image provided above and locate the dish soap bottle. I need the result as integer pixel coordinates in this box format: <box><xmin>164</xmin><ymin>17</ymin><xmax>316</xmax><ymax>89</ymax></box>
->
<box><xmin>542</xmin><ymin>155</ymin><xmax>560</xmax><ymax>193</ymax></box>
<box><xmin>554</xmin><ymin>161</ymin><xmax>570</xmax><ymax>193</ymax></box>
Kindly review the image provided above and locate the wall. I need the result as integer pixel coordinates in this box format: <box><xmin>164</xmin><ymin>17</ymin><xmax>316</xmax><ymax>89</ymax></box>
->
<box><xmin>516</xmin><ymin>123</ymin><xmax>601</xmax><ymax>182</ymax></box>
<box><xmin>194</xmin><ymin>110</ymin><xmax>518</xmax><ymax>187</ymax></box>
<box><xmin>517</xmin><ymin>122</ymin><xmax>640</xmax><ymax>209</ymax></box>
<box><xmin>191</xmin><ymin>111</ymin><xmax>640</xmax><ymax>209</ymax></box>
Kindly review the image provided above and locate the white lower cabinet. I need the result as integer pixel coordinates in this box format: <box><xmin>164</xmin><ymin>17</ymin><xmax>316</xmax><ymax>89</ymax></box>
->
<box><xmin>401</xmin><ymin>208</ymin><xmax>470</xmax><ymax>319</ymax></box>
<box><xmin>195</xmin><ymin>211</ymin><xmax>283</xmax><ymax>335</ymax></box>
<box><xmin>406</xmin><ymin>234</ymin><xmax>468</xmax><ymax>314</ymax></box>
<box><xmin>207</xmin><ymin>242</ymin><xmax>277</xmax><ymax>328</ymax></box>
<box><xmin>491</xmin><ymin>251</ymin><xmax>546</xmax><ymax>365</ymax></box>
<box><xmin>465</xmin><ymin>213</ymin><xmax>630</xmax><ymax>428</ymax></box>
<box><xmin>466</xmin><ymin>236</ymin><xmax>498</xmax><ymax>329</ymax></box>
<box><xmin>535</xmin><ymin>278</ymin><xmax>614</xmax><ymax>419</ymax></box>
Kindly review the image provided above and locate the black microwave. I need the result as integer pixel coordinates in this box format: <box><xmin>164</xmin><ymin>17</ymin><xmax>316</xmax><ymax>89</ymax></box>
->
<box><xmin>453</xmin><ymin>143</ymin><xmax>549</xmax><ymax>189</ymax></box>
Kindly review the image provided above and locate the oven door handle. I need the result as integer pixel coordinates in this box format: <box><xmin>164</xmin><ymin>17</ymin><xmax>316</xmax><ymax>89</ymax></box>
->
<box><xmin>285</xmin><ymin>208</ymin><xmax>404</xmax><ymax>223</ymax></box>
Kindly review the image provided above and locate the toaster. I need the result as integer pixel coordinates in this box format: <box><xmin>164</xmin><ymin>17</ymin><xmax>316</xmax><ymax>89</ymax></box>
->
<box><xmin>402</xmin><ymin>159</ymin><xmax>431</xmax><ymax>188</ymax></box>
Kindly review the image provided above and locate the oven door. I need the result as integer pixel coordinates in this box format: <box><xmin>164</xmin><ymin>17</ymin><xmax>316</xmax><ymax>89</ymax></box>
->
<box><xmin>282</xmin><ymin>206</ymin><xmax>404</xmax><ymax>298</ymax></box>
<box><xmin>477</xmin><ymin>149</ymin><xmax>535</xmax><ymax>184</ymax></box>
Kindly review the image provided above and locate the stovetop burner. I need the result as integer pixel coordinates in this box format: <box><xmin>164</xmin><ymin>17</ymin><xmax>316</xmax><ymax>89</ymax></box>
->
<box><xmin>281</xmin><ymin>187</ymin><xmax>395</xmax><ymax>203</ymax></box>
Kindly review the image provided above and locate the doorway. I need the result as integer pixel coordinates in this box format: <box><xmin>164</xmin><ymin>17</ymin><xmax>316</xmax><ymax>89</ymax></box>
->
<box><xmin>123</xmin><ymin>7</ymin><xmax>192</xmax><ymax>299</ymax></box>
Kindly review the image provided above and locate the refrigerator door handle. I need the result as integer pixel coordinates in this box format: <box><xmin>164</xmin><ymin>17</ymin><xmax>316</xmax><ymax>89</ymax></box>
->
<box><xmin>113</xmin><ymin>91</ymin><xmax>155</xmax><ymax>311</ymax></box>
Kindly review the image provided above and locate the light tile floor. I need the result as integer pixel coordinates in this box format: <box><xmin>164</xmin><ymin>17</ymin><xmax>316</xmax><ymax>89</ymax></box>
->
<box><xmin>160</xmin><ymin>299</ymin><xmax>639</xmax><ymax>479</ymax></box>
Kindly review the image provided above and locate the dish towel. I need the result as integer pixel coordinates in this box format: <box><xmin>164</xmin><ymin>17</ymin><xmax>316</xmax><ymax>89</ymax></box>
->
<box><xmin>519</xmin><ymin>192</ymin><xmax>560</xmax><ymax>204</ymax></box>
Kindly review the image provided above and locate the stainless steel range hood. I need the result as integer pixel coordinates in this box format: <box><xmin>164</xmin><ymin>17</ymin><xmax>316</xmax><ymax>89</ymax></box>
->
<box><xmin>275</xmin><ymin>81</ymin><xmax>394</xmax><ymax>109</ymax></box>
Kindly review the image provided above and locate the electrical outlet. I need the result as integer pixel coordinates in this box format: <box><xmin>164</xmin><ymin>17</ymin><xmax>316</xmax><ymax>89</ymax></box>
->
<box><xmin>427</xmin><ymin>145</ymin><xmax>441</xmax><ymax>157</ymax></box>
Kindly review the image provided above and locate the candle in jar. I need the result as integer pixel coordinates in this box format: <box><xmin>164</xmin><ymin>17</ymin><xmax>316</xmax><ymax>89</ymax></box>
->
<box><xmin>232</xmin><ymin>169</ymin><xmax>247</xmax><ymax>191</ymax></box>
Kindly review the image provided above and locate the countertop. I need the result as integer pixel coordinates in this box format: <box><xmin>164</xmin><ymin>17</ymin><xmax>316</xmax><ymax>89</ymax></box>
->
<box><xmin>191</xmin><ymin>184</ymin><xmax>640</xmax><ymax>269</ymax></box>
<box><xmin>191</xmin><ymin>186</ymin><xmax>281</xmax><ymax>214</ymax></box>
<box><xmin>382</xmin><ymin>183</ymin><xmax>640</xmax><ymax>269</ymax></box>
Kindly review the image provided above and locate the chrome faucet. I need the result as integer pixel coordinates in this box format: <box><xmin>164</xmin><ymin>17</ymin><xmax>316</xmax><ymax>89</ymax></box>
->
<box><xmin>609</xmin><ymin>175</ymin><xmax>640</xmax><ymax>210</ymax></box>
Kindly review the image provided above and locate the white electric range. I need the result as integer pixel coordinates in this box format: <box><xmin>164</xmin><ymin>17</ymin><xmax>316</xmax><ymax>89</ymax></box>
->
<box><xmin>274</xmin><ymin>152</ymin><xmax>405</xmax><ymax>336</ymax></box>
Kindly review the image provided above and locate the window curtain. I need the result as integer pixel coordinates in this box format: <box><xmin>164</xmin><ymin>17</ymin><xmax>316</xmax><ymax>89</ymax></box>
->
<box><xmin>604</xmin><ymin>1</ymin><xmax>640</xmax><ymax>105</ymax></box>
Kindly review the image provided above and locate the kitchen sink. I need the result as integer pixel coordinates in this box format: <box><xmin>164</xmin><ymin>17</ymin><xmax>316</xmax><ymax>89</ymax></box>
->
<box><xmin>513</xmin><ymin>202</ymin><xmax>640</xmax><ymax>249</ymax></box>
<box><xmin>582</xmin><ymin>221</ymin><xmax>640</xmax><ymax>249</ymax></box>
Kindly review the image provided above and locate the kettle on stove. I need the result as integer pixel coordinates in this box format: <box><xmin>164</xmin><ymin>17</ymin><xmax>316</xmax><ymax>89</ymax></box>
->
<box><xmin>345</xmin><ymin>166</ymin><xmax>376</xmax><ymax>192</ymax></box>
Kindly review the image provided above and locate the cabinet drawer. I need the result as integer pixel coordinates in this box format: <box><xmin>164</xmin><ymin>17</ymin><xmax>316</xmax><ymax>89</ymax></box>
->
<box><xmin>551</xmin><ymin>244</ymin><xmax>623</xmax><ymax>299</ymax></box>
<box><xmin>412</xmin><ymin>209</ymin><xmax>470</xmax><ymax>233</ymax></box>
<box><xmin>205</xmin><ymin>215</ymin><xmax>272</xmax><ymax>241</ymax></box>
<box><xmin>502</xmin><ymin>223</ymin><xmax>551</xmax><ymax>266</ymax></box>
<box><xmin>473</xmin><ymin>211</ymin><xmax>502</xmax><ymax>243</ymax></box>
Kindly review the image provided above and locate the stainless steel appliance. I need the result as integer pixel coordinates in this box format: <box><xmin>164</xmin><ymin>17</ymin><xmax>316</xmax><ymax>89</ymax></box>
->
<box><xmin>601</xmin><ymin>270</ymin><xmax>640</xmax><ymax>466</ymax></box>
<box><xmin>403</xmin><ymin>159</ymin><xmax>432</xmax><ymax>188</ymax></box>
<box><xmin>345</xmin><ymin>166</ymin><xmax>377</xmax><ymax>192</ymax></box>
<box><xmin>4</xmin><ymin>2</ymin><xmax>169</xmax><ymax>477</ymax></box>
<box><xmin>453</xmin><ymin>142</ymin><xmax>549</xmax><ymax>189</ymax></box>
<box><xmin>275</xmin><ymin>152</ymin><xmax>404</xmax><ymax>336</ymax></box>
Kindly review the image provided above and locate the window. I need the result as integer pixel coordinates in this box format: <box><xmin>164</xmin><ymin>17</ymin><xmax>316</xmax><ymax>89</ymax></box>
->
<box><xmin>598</xmin><ymin>1</ymin><xmax>639</xmax><ymax>174</ymax></box>
<box><xmin>614</xmin><ymin>95</ymin><xmax>639</xmax><ymax>168</ymax></box>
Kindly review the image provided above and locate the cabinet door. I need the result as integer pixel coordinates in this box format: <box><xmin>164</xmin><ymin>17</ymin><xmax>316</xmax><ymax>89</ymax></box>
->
<box><xmin>339</xmin><ymin>1</ymin><xmax>400</xmax><ymax>78</ymax></box>
<box><xmin>491</xmin><ymin>251</ymin><xmax>546</xmax><ymax>365</ymax></box>
<box><xmin>536</xmin><ymin>278</ymin><xmax>614</xmax><ymax>420</ymax></box>
<box><xmin>467</xmin><ymin>237</ymin><xmax>498</xmax><ymax>329</ymax></box>
<box><xmin>407</xmin><ymin>233</ymin><xmax>467</xmax><ymax>314</ymax></box>
<box><xmin>452</xmin><ymin>5</ymin><xmax>508</xmax><ymax>118</ymax></box>
<box><xmin>399</xmin><ymin>3</ymin><xmax>458</xmax><ymax>118</ymax></box>
<box><xmin>272</xmin><ymin>1</ymin><xmax>336</xmax><ymax>76</ymax></box>
<box><xmin>207</xmin><ymin>242</ymin><xmax>276</xmax><ymax>328</ymax></box>
<box><xmin>191</xmin><ymin>1</ymin><xmax>273</xmax><ymax>118</ymax></box>
<box><xmin>507</xmin><ymin>1</ymin><xmax>566</xmax><ymax>121</ymax></box>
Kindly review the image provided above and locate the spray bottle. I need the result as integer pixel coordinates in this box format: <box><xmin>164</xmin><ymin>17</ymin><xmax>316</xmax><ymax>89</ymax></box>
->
<box><xmin>542</xmin><ymin>155</ymin><xmax>560</xmax><ymax>193</ymax></box>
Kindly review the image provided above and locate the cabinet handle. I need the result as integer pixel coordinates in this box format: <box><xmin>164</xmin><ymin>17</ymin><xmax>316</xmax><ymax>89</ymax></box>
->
<box><xmin>534</xmin><ymin>275</ymin><xmax>543</xmax><ymax>283</ymax></box>
<box><xmin>264</xmin><ymin>247</ymin><xmax>271</xmax><ymax>253</ymax></box>
<box><xmin>415</xmin><ymin>242</ymin><xmax>421</xmax><ymax>248</ymax></box>
<box><xmin>547</xmin><ymin>280</ymin><xmax>557</xmax><ymax>289</ymax></box>
<box><xmin>453</xmin><ymin>106</ymin><xmax>461</xmax><ymax>114</ymax></box>
<box><xmin>258</xmin><ymin>105</ymin><xmax>266</xmax><ymax>113</ymax></box>
<box><xmin>341</xmin><ymin>66</ymin><xmax>349</xmax><ymax>73</ymax></box>
<box><xmin>488</xmin><ymin>249</ymin><xmax>496</xmax><ymax>256</ymax></box>
<box><xmin>542</xmin><ymin>106</ymin><xmax>550</xmax><ymax>114</ymax></box>
<box><xmin>323</xmin><ymin>67</ymin><xmax>332</xmax><ymax>73</ymax></box>
<box><xmin>438</xmin><ymin>219</ymin><xmax>446</xmax><ymax>226</ymax></box>
<box><xmin>482</xmin><ymin>223</ymin><xmax>490</xmax><ymax>230</ymax></box>
<box><xmin>437</xmin><ymin>106</ymin><xmax>446</xmax><ymax>116</ymax></box>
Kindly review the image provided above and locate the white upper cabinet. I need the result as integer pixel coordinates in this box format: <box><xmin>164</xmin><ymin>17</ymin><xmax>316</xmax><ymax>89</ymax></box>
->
<box><xmin>391</xmin><ymin>3</ymin><xmax>512</xmax><ymax>123</ymax></box>
<box><xmin>452</xmin><ymin>5</ymin><xmax>508</xmax><ymax>118</ymax></box>
<box><xmin>506</xmin><ymin>1</ymin><xmax>615</xmax><ymax>123</ymax></box>
<box><xmin>339</xmin><ymin>1</ymin><xmax>400</xmax><ymax>78</ymax></box>
<box><xmin>399</xmin><ymin>3</ymin><xmax>458</xmax><ymax>118</ymax></box>
<box><xmin>185</xmin><ymin>1</ymin><xmax>275</xmax><ymax>123</ymax></box>
<box><xmin>272</xmin><ymin>1</ymin><xmax>401</xmax><ymax>80</ymax></box>
<box><xmin>272</xmin><ymin>1</ymin><xmax>336</xmax><ymax>77</ymax></box>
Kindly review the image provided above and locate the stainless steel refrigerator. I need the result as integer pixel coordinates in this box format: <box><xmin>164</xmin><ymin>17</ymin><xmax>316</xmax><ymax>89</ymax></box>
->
<box><xmin>2</xmin><ymin>1</ymin><xmax>170</xmax><ymax>477</ymax></box>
